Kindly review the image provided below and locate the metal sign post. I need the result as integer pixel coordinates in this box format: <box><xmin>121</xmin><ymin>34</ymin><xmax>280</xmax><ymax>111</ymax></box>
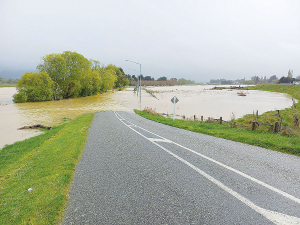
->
<box><xmin>171</xmin><ymin>96</ymin><xmax>179</xmax><ymax>120</ymax></box>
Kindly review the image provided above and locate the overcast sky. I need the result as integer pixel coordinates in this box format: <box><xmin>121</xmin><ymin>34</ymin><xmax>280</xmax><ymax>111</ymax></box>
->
<box><xmin>1</xmin><ymin>0</ymin><xmax>299</xmax><ymax>82</ymax></box>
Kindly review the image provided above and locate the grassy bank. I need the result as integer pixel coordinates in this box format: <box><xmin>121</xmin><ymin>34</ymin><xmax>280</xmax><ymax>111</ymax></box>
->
<box><xmin>239</xmin><ymin>84</ymin><xmax>300</xmax><ymax>132</ymax></box>
<box><xmin>0</xmin><ymin>85</ymin><xmax>16</xmax><ymax>87</ymax></box>
<box><xmin>0</xmin><ymin>114</ymin><xmax>94</xmax><ymax>224</ymax></box>
<box><xmin>135</xmin><ymin>109</ymin><xmax>300</xmax><ymax>156</ymax></box>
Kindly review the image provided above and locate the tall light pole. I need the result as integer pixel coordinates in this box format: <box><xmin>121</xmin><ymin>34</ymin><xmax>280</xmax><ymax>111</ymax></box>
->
<box><xmin>125</xmin><ymin>60</ymin><xmax>141</xmax><ymax>103</ymax></box>
<box><xmin>128</xmin><ymin>68</ymin><xmax>139</xmax><ymax>96</ymax></box>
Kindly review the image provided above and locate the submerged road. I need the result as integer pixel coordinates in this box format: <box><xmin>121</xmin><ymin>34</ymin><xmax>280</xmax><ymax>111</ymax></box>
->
<box><xmin>63</xmin><ymin>111</ymin><xmax>300</xmax><ymax>224</ymax></box>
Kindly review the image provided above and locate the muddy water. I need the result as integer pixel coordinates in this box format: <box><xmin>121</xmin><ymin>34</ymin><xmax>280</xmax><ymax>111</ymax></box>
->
<box><xmin>0</xmin><ymin>88</ymin><xmax>131</xmax><ymax>149</ymax></box>
<box><xmin>0</xmin><ymin>86</ymin><xmax>295</xmax><ymax>149</ymax></box>
<box><xmin>143</xmin><ymin>85</ymin><xmax>295</xmax><ymax>120</ymax></box>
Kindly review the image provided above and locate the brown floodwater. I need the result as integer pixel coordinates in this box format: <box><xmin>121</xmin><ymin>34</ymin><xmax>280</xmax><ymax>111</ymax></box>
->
<box><xmin>143</xmin><ymin>85</ymin><xmax>295</xmax><ymax>120</ymax></box>
<box><xmin>0</xmin><ymin>86</ymin><xmax>295</xmax><ymax>149</ymax></box>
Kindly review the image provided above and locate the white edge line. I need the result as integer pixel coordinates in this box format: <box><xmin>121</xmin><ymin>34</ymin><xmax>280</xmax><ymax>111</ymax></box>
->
<box><xmin>115</xmin><ymin>111</ymin><xmax>300</xmax><ymax>205</ymax></box>
<box><xmin>114</xmin><ymin>111</ymin><xmax>300</xmax><ymax>224</ymax></box>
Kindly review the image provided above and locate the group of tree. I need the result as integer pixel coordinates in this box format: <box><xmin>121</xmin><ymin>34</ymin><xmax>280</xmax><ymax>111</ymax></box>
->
<box><xmin>127</xmin><ymin>75</ymin><xmax>195</xmax><ymax>86</ymax></box>
<box><xmin>0</xmin><ymin>77</ymin><xmax>18</xmax><ymax>86</ymax></box>
<box><xmin>13</xmin><ymin>51</ymin><xmax>129</xmax><ymax>103</ymax></box>
<box><xmin>209</xmin><ymin>76</ymin><xmax>279</xmax><ymax>85</ymax></box>
<box><xmin>278</xmin><ymin>69</ymin><xmax>300</xmax><ymax>84</ymax></box>
<box><xmin>209</xmin><ymin>70</ymin><xmax>299</xmax><ymax>85</ymax></box>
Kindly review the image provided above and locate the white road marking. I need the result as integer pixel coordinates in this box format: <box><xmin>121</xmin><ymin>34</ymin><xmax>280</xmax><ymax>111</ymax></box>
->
<box><xmin>148</xmin><ymin>138</ymin><xmax>173</xmax><ymax>143</ymax></box>
<box><xmin>114</xmin><ymin>111</ymin><xmax>300</xmax><ymax>224</ymax></box>
<box><xmin>115</xmin><ymin>112</ymin><xmax>300</xmax><ymax>205</ymax></box>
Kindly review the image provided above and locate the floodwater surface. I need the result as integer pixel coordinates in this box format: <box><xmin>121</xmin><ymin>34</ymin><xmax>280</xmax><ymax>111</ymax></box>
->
<box><xmin>0</xmin><ymin>86</ymin><xmax>295</xmax><ymax>149</ymax></box>
<box><xmin>143</xmin><ymin>85</ymin><xmax>295</xmax><ymax>120</ymax></box>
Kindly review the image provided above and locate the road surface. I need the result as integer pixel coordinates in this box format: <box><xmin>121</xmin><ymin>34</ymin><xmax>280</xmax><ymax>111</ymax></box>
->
<box><xmin>63</xmin><ymin>111</ymin><xmax>300</xmax><ymax>224</ymax></box>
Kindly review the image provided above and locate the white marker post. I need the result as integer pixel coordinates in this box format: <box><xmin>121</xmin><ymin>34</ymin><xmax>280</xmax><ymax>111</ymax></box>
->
<box><xmin>171</xmin><ymin>96</ymin><xmax>179</xmax><ymax>120</ymax></box>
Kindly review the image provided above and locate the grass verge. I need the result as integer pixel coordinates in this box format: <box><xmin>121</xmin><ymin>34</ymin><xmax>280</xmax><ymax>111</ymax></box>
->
<box><xmin>240</xmin><ymin>84</ymin><xmax>300</xmax><ymax>132</ymax></box>
<box><xmin>135</xmin><ymin>110</ymin><xmax>300</xmax><ymax>156</ymax></box>
<box><xmin>0</xmin><ymin>113</ymin><xmax>94</xmax><ymax>224</ymax></box>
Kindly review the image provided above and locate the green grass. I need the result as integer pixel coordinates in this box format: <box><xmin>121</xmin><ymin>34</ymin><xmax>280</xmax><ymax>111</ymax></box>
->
<box><xmin>0</xmin><ymin>113</ymin><xmax>94</xmax><ymax>224</ymax></box>
<box><xmin>240</xmin><ymin>84</ymin><xmax>300</xmax><ymax>131</ymax></box>
<box><xmin>0</xmin><ymin>85</ymin><xmax>16</xmax><ymax>87</ymax></box>
<box><xmin>135</xmin><ymin>110</ymin><xmax>300</xmax><ymax>156</ymax></box>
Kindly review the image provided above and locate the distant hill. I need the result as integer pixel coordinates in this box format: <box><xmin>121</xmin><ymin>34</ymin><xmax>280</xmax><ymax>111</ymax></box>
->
<box><xmin>0</xmin><ymin>70</ymin><xmax>33</xmax><ymax>79</ymax></box>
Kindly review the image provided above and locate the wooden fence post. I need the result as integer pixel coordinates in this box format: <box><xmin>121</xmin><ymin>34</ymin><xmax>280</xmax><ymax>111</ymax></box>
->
<box><xmin>252</xmin><ymin>122</ymin><xmax>256</xmax><ymax>131</ymax></box>
<box><xmin>194</xmin><ymin>115</ymin><xmax>196</xmax><ymax>121</ymax></box>
<box><xmin>201</xmin><ymin>116</ymin><xmax>203</xmax><ymax>122</ymax></box>
<box><xmin>293</xmin><ymin>99</ymin><xmax>297</xmax><ymax>109</ymax></box>
<box><xmin>274</xmin><ymin>121</ymin><xmax>279</xmax><ymax>133</ymax></box>
<box><xmin>256</xmin><ymin>110</ymin><xmax>258</xmax><ymax>122</ymax></box>
<box><xmin>279</xmin><ymin>118</ymin><xmax>282</xmax><ymax>131</ymax></box>
<box><xmin>220</xmin><ymin>117</ymin><xmax>222</xmax><ymax>124</ymax></box>
<box><xmin>295</xmin><ymin>114</ymin><xmax>299</xmax><ymax>128</ymax></box>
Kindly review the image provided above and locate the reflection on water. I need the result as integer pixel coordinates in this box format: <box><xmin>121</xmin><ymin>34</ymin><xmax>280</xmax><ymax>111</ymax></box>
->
<box><xmin>0</xmin><ymin>86</ymin><xmax>295</xmax><ymax>149</ymax></box>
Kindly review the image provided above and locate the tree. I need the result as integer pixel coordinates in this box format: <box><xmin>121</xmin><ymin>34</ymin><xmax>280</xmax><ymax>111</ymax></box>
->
<box><xmin>61</xmin><ymin>51</ymin><xmax>92</xmax><ymax>98</ymax></box>
<box><xmin>144</xmin><ymin>76</ymin><xmax>154</xmax><ymax>81</ymax></box>
<box><xmin>251</xmin><ymin>76</ymin><xmax>260</xmax><ymax>84</ymax></box>
<box><xmin>157</xmin><ymin>76</ymin><xmax>167</xmax><ymax>81</ymax></box>
<box><xmin>268</xmin><ymin>75</ymin><xmax>278</xmax><ymax>84</ymax></box>
<box><xmin>37</xmin><ymin>53</ymin><xmax>68</xmax><ymax>99</ymax></box>
<box><xmin>100</xmin><ymin>68</ymin><xmax>117</xmax><ymax>92</ymax></box>
<box><xmin>178</xmin><ymin>78</ymin><xmax>195</xmax><ymax>85</ymax></box>
<box><xmin>279</xmin><ymin>76</ymin><xmax>293</xmax><ymax>84</ymax></box>
<box><xmin>132</xmin><ymin>75</ymin><xmax>137</xmax><ymax>81</ymax></box>
<box><xmin>115</xmin><ymin>67</ymin><xmax>129</xmax><ymax>87</ymax></box>
<box><xmin>13</xmin><ymin>72</ymin><xmax>53</xmax><ymax>102</ymax></box>
<box><xmin>90</xmin><ymin>59</ymin><xmax>101</xmax><ymax>71</ymax></box>
<box><xmin>37</xmin><ymin>53</ymin><xmax>68</xmax><ymax>83</ymax></box>
<box><xmin>221</xmin><ymin>80</ymin><xmax>233</xmax><ymax>85</ymax></box>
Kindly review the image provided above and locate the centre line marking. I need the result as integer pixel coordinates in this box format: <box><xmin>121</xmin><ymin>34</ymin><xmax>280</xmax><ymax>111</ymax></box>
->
<box><xmin>114</xmin><ymin>111</ymin><xmax>300</xmax><ymax>224</ymax></box>
<box><xmin>115</xmin><ymin>112</ymin><xmax>300</xmax><ymax>205</ymax></box>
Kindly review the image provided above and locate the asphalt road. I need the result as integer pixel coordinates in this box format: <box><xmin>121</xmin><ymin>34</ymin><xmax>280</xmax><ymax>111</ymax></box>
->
<box><xmin>63</xmin><ymin>111</ymin><xmax>300</xmax><ymax>224</ymax></box>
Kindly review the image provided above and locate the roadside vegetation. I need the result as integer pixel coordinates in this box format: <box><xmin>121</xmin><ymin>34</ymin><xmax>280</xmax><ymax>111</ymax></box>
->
<box><xmin>135</xmin><ymin>110</ymin><xmax>300</xmax><ymax>156</ymax></box>
<box><xmin>135</xmin><ymin>84</ymin><xmax>300</xmax><ymax>156</ymax></box>
<box><xmin>241</xmin><ymin>84</ymin><xmax>300</xmax><ymax>132</ymax></box>
<box><xmin>13</xmin><ymin>51</ymin><xmax>129</xmax><ymax>103</ymax></box>
<box><xmin>0</xmin><ymin>114</ymin><xmax>94</xmax><ymax>224</ymax></box>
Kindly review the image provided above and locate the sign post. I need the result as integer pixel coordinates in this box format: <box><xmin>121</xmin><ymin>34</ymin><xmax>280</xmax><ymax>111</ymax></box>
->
<box><xmin>171</xmin><ymin>96</ymin><xmax>179</xmax><ymax>121</ymax></box>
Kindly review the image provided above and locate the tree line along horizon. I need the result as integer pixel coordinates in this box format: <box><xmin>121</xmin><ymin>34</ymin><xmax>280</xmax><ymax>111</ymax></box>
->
<box><xmin>210</xmin><ymin>69</ymin><xmax>299</xmax><ymax>85</ymax></box>
<box><xmin>9</xmin><ymin>51</ymin><xmax>298</xmax><ymax>103</ymax></box>
<box><xmin>12</xmin><ymin>51</ymin><xmax>195</xmax><ymax>103</ymax></box>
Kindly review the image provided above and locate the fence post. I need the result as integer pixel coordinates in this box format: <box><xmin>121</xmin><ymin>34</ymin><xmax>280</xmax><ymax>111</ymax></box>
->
<box><xmin>274</xmin><ymin>121</ymin><xmax>279</xmax><ymax>133</ymax></box>
<box><xmin>293</xmin><ymin>99</ymin><xmax>297</xmax><ymax>109</ymax></box>
<box><xmin>220</xmin><ymin>117</ymin><xmax>222</xmax><ymax>124</ymax></box>
<box><xmin>256</xmin><ymin>110</ymin><xmax>258</xmax><ymax>122</ymax></box>
<box><xmin>295</xmin><ymin>114</ymin><xmax>299</xmax><ymax>128</ymax></box>
<box><xmin>252</xmin><ymin>122</ymin><xmax>256</xmax><ymax>131</ymax></box>
<box><xmin>201</xmin><ymin>116</ymin><xmax>203</xmax><ymax>122</ymax></box>
<box><xmin>194</xmin><ymin>115</ymin><xmax>196</xmax><ymax>121</ymax></box>
<box><xmin>279</xmin><ymin>118</ymin><xmax>282</xmax><ymax>131</ymax></box>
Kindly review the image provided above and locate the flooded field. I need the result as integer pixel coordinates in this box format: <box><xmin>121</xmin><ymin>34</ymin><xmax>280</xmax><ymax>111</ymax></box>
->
<box><xmin>143</xmin><ymin>85</ymin><xmax>295</xmax><ymax>120</ymax></box>
<box><xmin>0</xmin><ymin>86</ymin><xmax>295</xmax><ymax>149</ymax></box>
